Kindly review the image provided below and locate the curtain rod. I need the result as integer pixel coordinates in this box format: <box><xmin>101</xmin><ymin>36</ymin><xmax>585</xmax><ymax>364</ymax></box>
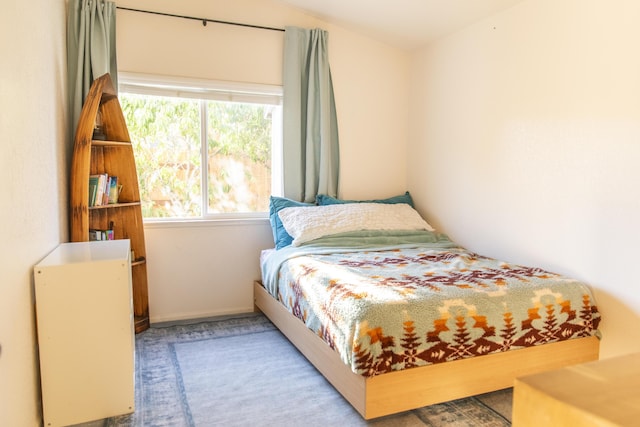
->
<box><xmin>116</xmin><ymin>7</ymin><xmax>285</xmax><ymax>33</ymax></box>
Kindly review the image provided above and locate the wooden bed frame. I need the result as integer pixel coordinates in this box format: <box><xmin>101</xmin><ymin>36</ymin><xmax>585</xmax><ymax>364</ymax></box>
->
<box><xmin>254</xmin><ymin>281</ymin><xmax>600</xmax><ymax>420</ymax></box>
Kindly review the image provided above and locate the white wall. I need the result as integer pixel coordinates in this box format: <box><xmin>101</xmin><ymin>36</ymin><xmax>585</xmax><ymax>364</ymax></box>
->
<box><xmin>115</xmin><ymin>0</ymin><xmax>410</xmax><ymax>322</ymax></box>
<box><xmin>408</xmin><ymin>0</ymin><xmax>640</xmax><ymax>359</ymax></box>
<box><xmin>144</xmin><ymin>221</ymin><xmax>274</xmax><ymax>321</ymax></box>
<box><xmin>0</xmin><ymin>1</ymin><xmax>68</xmax><ymax>425</ymax></box>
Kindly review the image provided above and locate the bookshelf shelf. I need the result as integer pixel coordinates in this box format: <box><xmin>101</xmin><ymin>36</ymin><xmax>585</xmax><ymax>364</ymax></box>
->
<box><xmin>89</xmin><ymin>202</ymin><xmax>141</xmax><ymax>210</ymax></box>
<box><xmin>70</xmin><ymin>73</ymin><xmax>150</xmax><ymax>333</ymax></box>
<box><xmin>91</xmin><ymin>140</ymin><xmax>132</xmax><ymax>147</ymax></box>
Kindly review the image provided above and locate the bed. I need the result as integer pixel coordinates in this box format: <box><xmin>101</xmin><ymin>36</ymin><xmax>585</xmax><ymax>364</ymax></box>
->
<box><xmin>254</xmin><ymin>194</ymin><xmax>601</xmax><ymax>419</ymax></box>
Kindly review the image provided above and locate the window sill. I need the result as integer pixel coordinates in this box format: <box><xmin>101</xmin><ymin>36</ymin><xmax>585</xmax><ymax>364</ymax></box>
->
<box><xmin>143</xmin><ymin>216</ymin><xmax>269</xmax><ymax>229</ymax></box>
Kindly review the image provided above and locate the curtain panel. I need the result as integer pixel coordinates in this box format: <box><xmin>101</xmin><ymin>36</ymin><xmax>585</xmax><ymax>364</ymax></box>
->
<box><xmin>67</xmin><ymin>0</ymin><xmax>118</xmax><ymax>141</ymax></box>
<box><xmin>283</xmin><ymin>26</ymin><xmax>340</xmax><ymax>203</ymax></box>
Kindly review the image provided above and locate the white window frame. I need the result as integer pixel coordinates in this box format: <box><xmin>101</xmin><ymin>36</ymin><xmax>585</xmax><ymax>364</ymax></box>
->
<box><xmin>118</xmin><ymin>72</ymin><xmax>283</xmax><ymax>223</ymax></box>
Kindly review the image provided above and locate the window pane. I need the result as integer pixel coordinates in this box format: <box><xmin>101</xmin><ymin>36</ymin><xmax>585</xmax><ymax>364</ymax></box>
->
<box><xmin>119</xmin><ymin>74</ymin><xmax>282</xmax><ymax>220</ymax></box>
<box><xmin>206</xmin><ymin>101</ymin><xmax>272</xmax><ymax>213</ymax></box>
<box><xmin>121</xmin><ymin>93</ymin><xmax>202</xmax><ymax>218</ymax></box>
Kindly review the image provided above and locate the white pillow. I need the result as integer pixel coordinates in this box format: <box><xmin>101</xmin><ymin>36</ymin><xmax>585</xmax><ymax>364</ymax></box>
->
<box><xmin>278</xmin><ymin>203</ymin><xmax>434</xmax><ymax>246</ymax></box>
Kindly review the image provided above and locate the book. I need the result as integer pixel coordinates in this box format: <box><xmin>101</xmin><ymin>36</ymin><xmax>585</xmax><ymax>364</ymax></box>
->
<box><xmin>89</xmin><ymin>223</ymin><xmax>115</xmax><ymax>241</ymax></box>
<box><xmin>103</xmin><ymin>175</ymin><xmax>111</xmax><ymax>205</ymax></box>
<box><xmin>88</xmin><ymin>229</ymin><xmax>102</xmax><ymax>241</ymax></box>
<box><xmin>88</xmin><ymin>174</ymin><xmax>120</xmax><ymax>205</ymax></box>
<box><xmin>94</xmin><ymin>174</ymin><xmax>107</xmax><ymax>206</ymax></box>
<box><xmin>108</xmin><ymin>176</ymin><xmax>118</xmax><ymax>204</ymax></box>
<box><xmin>88</xmin><ymin>175</ymin><xmax>99</xmax><ymax>206</ymax></box>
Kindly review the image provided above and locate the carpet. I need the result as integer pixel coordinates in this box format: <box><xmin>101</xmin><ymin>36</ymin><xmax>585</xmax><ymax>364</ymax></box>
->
<box><xmin>106</xmin><ymin>313</ymin><xmax>512</xmax><ymax>426</ymax></box>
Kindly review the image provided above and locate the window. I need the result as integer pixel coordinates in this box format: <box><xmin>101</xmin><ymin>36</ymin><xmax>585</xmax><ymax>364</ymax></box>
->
<box><xmin>119</xmin><ymin>73</ymin><xmax>283</xmax><ymax>220</ymax></box>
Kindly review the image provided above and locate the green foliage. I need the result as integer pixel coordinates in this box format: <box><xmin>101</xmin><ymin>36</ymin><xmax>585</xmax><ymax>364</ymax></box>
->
<box><xmin>207</xmin><ymin>101</ymin><xmax>271</xmax><ymax>164</ymax></box>
<box><xmin>206</xmin><ymin>100</ymin><xmax>272</xmax><ymax>213</ymax></box>
<box><xmin>120</xmin><ymin>93</ymin><xmax>273</xmax><ymax>218</ymax></box>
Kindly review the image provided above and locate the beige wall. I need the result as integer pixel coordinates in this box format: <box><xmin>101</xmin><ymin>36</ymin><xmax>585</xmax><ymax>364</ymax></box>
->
<box><xmin>0</xmin><ymin>0</ymin><xmax>68</xmax><ymax>425</ymax></box>
<box><xmin>408</xmin><ymin>0</ymin><xmax>640</xmax><ymax>358</ymax></box>
<box><xmin>115</xmin><ymin>0</ymin><xmax>410</xmax><ymax>322</ymax></box>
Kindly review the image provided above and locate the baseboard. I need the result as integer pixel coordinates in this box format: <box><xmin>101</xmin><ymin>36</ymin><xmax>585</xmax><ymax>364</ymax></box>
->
<box><xmin>150</xmin><ymin>311</ymin><xmax>261</xmax><ymax>328</ymax></box>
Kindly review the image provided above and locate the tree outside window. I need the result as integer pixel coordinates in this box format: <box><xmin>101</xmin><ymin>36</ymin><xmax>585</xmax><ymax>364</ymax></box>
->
<box><xmin>120</xmin><ymin>87</ymin><xmax>280</xmax><ymax>219</ymax></box>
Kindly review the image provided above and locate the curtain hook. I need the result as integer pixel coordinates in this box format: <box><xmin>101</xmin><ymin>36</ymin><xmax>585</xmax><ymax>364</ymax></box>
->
<box><xmin>202</xmin><ymin>19</ymin><xmax>207</xmax><ymax>26</ymax></box>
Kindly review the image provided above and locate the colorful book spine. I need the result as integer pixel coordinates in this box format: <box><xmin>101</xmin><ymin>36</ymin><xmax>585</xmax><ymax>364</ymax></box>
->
<box><xmin>94</xmin><ymin>174</ymin><xmax>106</xmax><ymax>206</ymax></box>
<box><xmin>88</xmin><ymin>175</ymin><xmax>99</xmax><ymax>206</ymax></box>
<box><xmin>108</xmin><ymin>176</ymin><xmax>118</xmax><ymax>204</ymax></box>
<box><xmin>88</xmin><ymin>225</ymin><xmax>115</xmax><ymax>241</ymax></box>
<box><xmin>88</xmin><ymin>173</ymin><xmax>121</xmax><ymax>206</ymax></box>
<box><xmin>102</xmin><ymin>175</ymin><xmax>111</xmax><ymax>205</ymax></box>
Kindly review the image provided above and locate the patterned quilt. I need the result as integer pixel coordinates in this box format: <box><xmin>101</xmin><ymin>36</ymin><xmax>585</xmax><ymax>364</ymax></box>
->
<box><xmin>261</xmin><ymin>231</ymin><xmax>601</xmax><ymax>377</ymax></box>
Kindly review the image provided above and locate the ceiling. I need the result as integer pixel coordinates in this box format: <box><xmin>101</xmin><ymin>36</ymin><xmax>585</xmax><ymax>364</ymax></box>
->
<box><xmin>277</xmin><ymin>0</ymin><xmax>525</xmax><ymax>50</ymax></box>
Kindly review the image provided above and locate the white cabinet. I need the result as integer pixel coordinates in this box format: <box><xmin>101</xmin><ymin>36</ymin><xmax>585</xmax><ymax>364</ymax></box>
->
<box><xmin>34</xmin><ymin>240</ymin><xmax>135</xmax><ymax>426</ymax></box>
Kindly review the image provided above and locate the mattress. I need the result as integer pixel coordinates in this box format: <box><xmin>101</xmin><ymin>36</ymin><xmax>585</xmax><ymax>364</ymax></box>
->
<box><xmin>260</xmin><ymin>231</ymin><xmax>601</xmax><ymax>377</ymax></box>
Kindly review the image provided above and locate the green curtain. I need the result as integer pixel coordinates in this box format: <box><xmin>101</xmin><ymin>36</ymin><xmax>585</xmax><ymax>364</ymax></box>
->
<box><xmin>283</xmin><ymin>26</ymin><xmax>340</xmax><ymax>203</ymax></box>
<box><xmin>67</xmin><ymin>0</ymin><xmax>118</xmax><ymax>140</ymax></box>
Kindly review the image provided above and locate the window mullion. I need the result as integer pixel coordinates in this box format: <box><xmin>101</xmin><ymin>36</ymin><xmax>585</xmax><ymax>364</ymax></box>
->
<box><xmin>200</xmin><ymin>100</ymin><xmax>208</xmax><ymax>216</ymax></box>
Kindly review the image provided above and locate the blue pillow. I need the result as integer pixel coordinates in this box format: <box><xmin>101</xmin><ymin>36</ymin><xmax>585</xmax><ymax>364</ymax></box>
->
<box><xmin>316</xmin><ymin>191</ymin><xmax>414</xmax><ymax>208</ymax></box>
<box><xmin>269</xmin><ymin>196</ymin><xmax>314</xmax><ymax>249</ymax></box>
